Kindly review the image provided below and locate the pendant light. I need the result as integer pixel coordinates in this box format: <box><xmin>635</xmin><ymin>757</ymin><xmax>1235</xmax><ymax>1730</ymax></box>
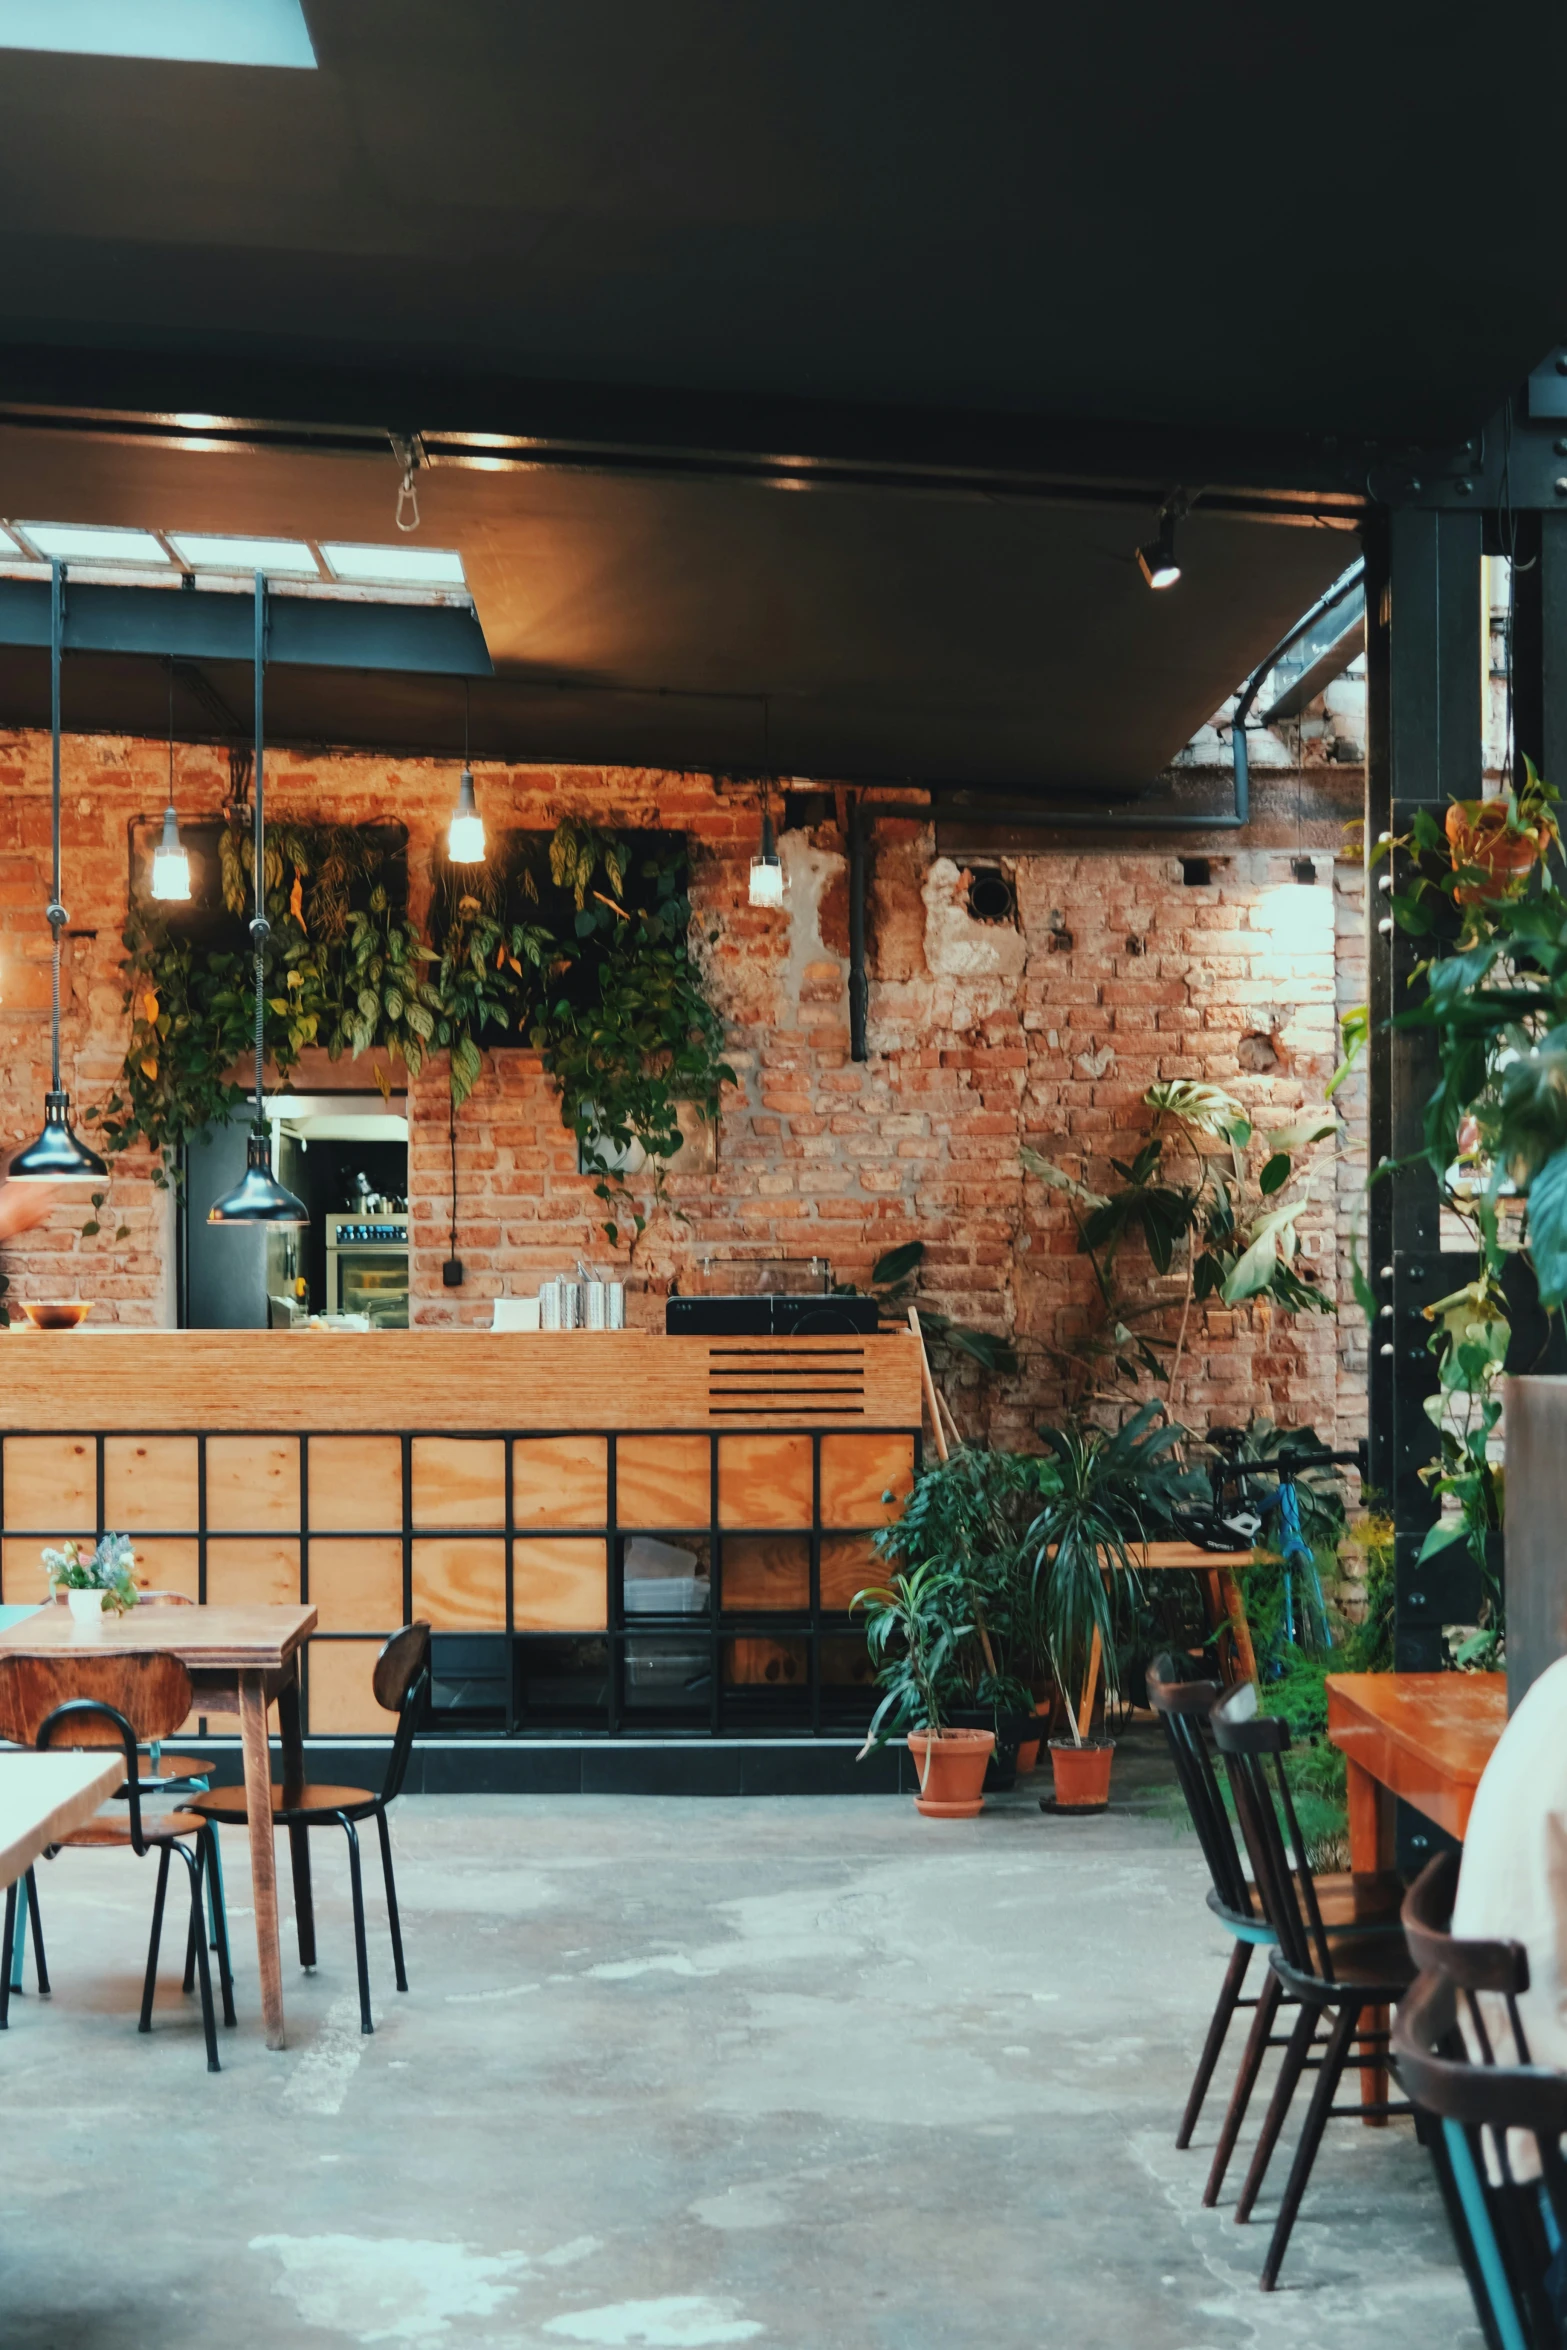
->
<box><xmin>748</xmin><ymin>779</ymin><xmax>784</xmax><ymax>907</ymax></box>
<box><xmin>8</xmin><ymin>563</ymin><xmax>109</xmax><ymax>1184</ymax></box>
<box><xmin>447</xmin><ymin>678</ymin><xmax>485</xmax><ymax>863</ymax></box>
<box><xmin>207</xmin><ymin>574</ymin><xmax>308</xmax><ymax>1229</ymax></box>
<box><xmin>149</xmin><ymin>657</ymin><xmax>192</xmax><ymax>901</ymax></box>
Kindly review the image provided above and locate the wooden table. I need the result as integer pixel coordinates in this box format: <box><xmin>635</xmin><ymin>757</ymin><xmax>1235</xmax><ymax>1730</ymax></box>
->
<box><xmin>1074</xmin><ymin>1543</ymin><xmax>1262</xmax><ymax>1736</ymax></box>
<box><xmin>0</xmin><ymin>1603</ymin><xmax>316</xmax><ymax>2049</ymax></box>
<box><xmin>0</xmin><ymin>1752</ymin><xmax>125</xmax><ymax>1889</ymax></box>
<box><xmin>1327</xmin><ymin>1670</ymin><xmax>1507</xmax><ymax>2118</ymax></box>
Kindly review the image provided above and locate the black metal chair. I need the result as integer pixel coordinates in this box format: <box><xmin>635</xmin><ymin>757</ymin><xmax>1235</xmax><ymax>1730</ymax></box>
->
<box><xmin>1210</xmin><ymin>1678</ymin><xmax>1415</xmax><ymax>2289</ymax></box>
<box><xmin>188</xmin><ymin>1623</ymin><xmax>430</xmax><ymax>2035</ymax></box>
<box><xmin>1146</xmin><ymin>1653</ymin><xmax>1402</xmax><ymax>2206</ymax></box>
<box><xmin>1394</xmin><ymin>1955</ymin><xmax>1567</xmax><ymax>2350</ymax></box>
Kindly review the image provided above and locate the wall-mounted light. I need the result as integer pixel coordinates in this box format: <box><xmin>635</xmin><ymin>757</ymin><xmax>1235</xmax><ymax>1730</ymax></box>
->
<box><xmin>749</xmin><ymin>781</ymin><xmax>784</xmax><ymax>907</ymax></box>
<box><xmin>149</xmin><ymin>659</ymin><xmax>191</xmax><ymax>902</ymax></box>
<box><xmin>1136</xmin><ymin>511</ymin><xmax>1182</xmax><ymax>590</ymax></box>
<box><xmin>207</xmin><ymin>575</ymin><xmax>308</xmax><ymax>1229</ymax></box>
<box><xmin>8</xmin><ymin>562</ymin><xmax>108</xmax><ymax>1184</ymax></box>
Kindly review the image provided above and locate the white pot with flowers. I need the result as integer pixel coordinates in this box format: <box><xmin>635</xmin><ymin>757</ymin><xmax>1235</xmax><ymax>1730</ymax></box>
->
<box><xmin>42</xmin><ymin>1534</ymin><xmax>138</xmax><ymax>1634</ymax></box>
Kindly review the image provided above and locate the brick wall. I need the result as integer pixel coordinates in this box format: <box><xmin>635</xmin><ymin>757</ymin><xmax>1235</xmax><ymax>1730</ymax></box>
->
<box><xmin>0</xmin><ymin>728</ymin><xmax>1368</xmax><ymax>1455</ymax></box>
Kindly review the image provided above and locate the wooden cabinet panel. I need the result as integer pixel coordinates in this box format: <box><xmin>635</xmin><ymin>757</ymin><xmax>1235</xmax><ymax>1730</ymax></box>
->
<box><xmin>411</xmin><ymin>1438</ymin><xmax>505</xmax><ymax>1531</ymax></box>
<box><xmin>724</xmin><ymin>1636</ymin><xmax>807</xmax><ymax>1686</ymax></box>
<box><xmin>206</xmin><ymin>1538</ymin><xmax>300</xmax><ymax>1609</ymax></box>
<box><xmin>820</xmin><ymin>1433</ymin><xmax>915</xmax><ymax>1527</ymax></box>
<box><xmin>720</xmin><ymin>1534</ymin><xmax>809</xmax><ymax>1611</ymax></box>
<box><xmin>1</xmin><ymin>1540</ymin><xmax>58</xmax><ymax>1604</ymax></box>
<box><xmin>411</xmin><ymin>1536</ymin><xmax>506</xmax><ymax>1629</ymax></box>
<box><xmin>513</xmin><ymin>1538</ymin><xmax>607</xmax><ymax>1632</ymax></box>
<box><xmin>310</xmin><ymin>1538</ymin><xmax>404</xmax><ymax>1633</ymax></box>
<box><xmin>819</xmin><ymin>1533</ymin><xmax>880</xmax><ymax>1611</ymax></box>
<box><xmin>3</xmin><ymin>1435</ymin><xmax>94</xmax><ymax>1530</ymax></box>
<box><xmin>717</xmin><ymin>1434</ymin><xmax>813</xmax><ymax>1529</ymax></box>
<box><xmin>307</xmin><ymin>1435</ymin><xmax>404</xmax><ymax>1533</ymax></box>
<box><xmin>616</xmin><ymin>1435</ymin><xmax>711</xmax><ymax>1529</ymax></box>
<box><xmin>103</xmin><ymin>1437</ymin><xmax>199</xmax><ymax>1532</ymax></box>
<box><xmin>128</xmin><ymin>1539</ymin><xmax>200</xmax><ymax>1603</ymax></box>
<box><xmin>512</xmin><ymin>1436</ymin><xmax>608</xmax><ymax>1529</ymax></box>
<box><xmin>307</xmin><ymin>1639</ymin><xmax>387</xmax><ymax>1735</ymax></box>
<box><xmin>206</xmin><ymin>1435</ymin><xmax>300</xmax><ymax>1532</ymax></box>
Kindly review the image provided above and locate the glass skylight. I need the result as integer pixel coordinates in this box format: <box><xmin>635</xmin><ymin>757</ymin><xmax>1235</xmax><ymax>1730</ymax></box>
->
<box><xmin>15</xmin><ymin>522</ymin><xmax>171</xmax><ymax>565</ymax></box>
<box><xmin>167</xmin><ymin>532</ymin><xmax>319</xmax><ymax>576</ymax></box>
<box><xmin>320</xmin><ymin>544</ymin><xmax>468</xmax><ymax>589</ymax></box>
<box><xmin>0</xmin><ymin>1</ymin><xmax>316</xmax><ymax>67</ymax></box>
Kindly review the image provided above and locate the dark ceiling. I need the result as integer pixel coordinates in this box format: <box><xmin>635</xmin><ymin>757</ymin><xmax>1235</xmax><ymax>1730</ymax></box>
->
<box><xmin>0</xmin><ymin>5</ymin><xmax>1562</xmax><ymax>789</ymax></box>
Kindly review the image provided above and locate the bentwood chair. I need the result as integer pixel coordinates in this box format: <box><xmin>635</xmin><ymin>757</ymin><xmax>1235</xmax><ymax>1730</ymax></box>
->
<box><xmin>0</xmin><ymin>1651</ymin><xmax>236</xmax><ymax>2070</ymax></box>
<box><xmin>1394</xmin><ymin>1960</ymin><xmax>1567</xmax><ymax>2350</ymax></box>
<box><xmin>1210</xmin><ymin>1679</ymin><xmax>1415</xmax><ymax>2290</ymax></box>
<box><xmin>1146</xmin><ymin>1654</ymin><xmax>1403</xmax><ymax>2206</ymax></box>
<box><xmin>189</xmin><ymin>1623</ymin><xmax>430</xmax><ymax>2035</ymax></box>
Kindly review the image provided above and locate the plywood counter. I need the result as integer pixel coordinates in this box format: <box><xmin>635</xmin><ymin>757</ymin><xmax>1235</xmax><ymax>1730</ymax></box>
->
<box><xmin>0</xmin><ymin>1331</ymin><xmax>923</xmax><ymax>1741</ymax></box>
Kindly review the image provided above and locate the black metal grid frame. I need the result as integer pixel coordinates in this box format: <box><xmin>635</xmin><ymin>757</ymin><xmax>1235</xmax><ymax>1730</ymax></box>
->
<box><xmin>0</xmin><ymin>1420</ymin><xmax>920</xmax><ymax>1741</ymax></box>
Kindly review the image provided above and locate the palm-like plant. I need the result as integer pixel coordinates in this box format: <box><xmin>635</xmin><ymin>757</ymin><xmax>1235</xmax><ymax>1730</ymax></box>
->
<box><xmin>851</xmin><ymin>1559</ymin><xmax>976</xmax><ymax>1758</ymax></box>
<box><xmin>1024</xmin><ymin>1404</ymin><xmax>1208</xmax><ymax>1742</ymax></box>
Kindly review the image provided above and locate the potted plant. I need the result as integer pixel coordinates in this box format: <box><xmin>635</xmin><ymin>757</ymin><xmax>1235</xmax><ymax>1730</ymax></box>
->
<box><xmin>1443</xmin><ymin>759</ymin><xmax>1560</xmax><ymax>907</ymax></box>
<box><xmin>42</xmin><ymin>1533</ymin><xmax>138</xmax><ymax>1633</ymax></box>
<box><xmin>852</xmin><ymin>1560</ymin><xmax>995</xmax><ymax>1816</ymax></box>
<box><xmin>1026</xmin><ymin>1404</ymin><xmax>1208</xmax><ymax>1810</ymax></box>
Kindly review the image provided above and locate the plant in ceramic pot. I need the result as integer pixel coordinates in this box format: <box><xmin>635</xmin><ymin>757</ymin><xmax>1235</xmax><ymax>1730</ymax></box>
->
<box><xmin>852</xmin><ymin>1560</ymin><xmax>995</xmax><ymax>1817</ymax></box>
<box><xmin>1025</xmin><ymin>1404</ymin><xmax>1208</xmax><ymax>1811</ymax></box>
<box><xmin>1441</xmin><ymin>758</ymin><xmax>1560</xmax><ymax>908</ymax></box>
<box><xmin>867</xmin><ymin>1444</ymin><xmax>1056</xmax><ymax>1779</ymax></box>
<box><xmin>42</xmin><ymin>1532</ymin><xmax>138</xmax><ymax>1632</ymax></box>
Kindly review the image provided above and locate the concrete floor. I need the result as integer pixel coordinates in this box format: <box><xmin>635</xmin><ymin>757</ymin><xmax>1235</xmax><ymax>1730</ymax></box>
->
<box><xmin>1</xmin><ymin>1728</ymin><xmax>1478</xmax><ymax>2350</ymax></box>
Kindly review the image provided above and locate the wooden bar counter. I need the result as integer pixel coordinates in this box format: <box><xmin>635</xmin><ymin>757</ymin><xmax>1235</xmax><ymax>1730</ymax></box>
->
<box><xmin>0</xmin><ymin>1330</ymin><xmax>923</xmax><ymax>1742</ymax></box>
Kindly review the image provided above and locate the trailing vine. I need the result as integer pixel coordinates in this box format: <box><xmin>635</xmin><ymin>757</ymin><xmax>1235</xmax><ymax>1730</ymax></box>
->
<box><xmin>91</xmin><ymin>811</ymin><xmax>732</xmax><ymax>1244</ymax></box>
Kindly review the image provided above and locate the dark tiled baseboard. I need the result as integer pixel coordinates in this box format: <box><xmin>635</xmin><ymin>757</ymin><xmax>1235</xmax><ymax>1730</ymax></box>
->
<box><xmin>180</xmin><ymin>1735</ymin><xmax>913</xmax><ymax>1796</ymax></box>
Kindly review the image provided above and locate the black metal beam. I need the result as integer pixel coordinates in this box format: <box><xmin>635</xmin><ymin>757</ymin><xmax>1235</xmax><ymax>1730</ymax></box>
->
<box><xmin>0</xmin><ymin>577</ymin><xmax>492</xmax><ymax>676</ymax></box>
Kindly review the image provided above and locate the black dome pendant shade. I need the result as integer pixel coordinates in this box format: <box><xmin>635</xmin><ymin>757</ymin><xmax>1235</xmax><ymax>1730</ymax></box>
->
<box><xmin>207</xmin><ymin>573</ymin><xmax>308</xmax><ymax>1230</ymax></box>
<box><xmin>8</xmin><ymin>562</ymin><xmax>108</xmax><ymax>1185</ymax></box>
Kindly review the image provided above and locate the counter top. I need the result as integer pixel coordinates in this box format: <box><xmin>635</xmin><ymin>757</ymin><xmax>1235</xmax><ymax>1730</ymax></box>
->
<box><xmin>0</xmin><ymin>1327</ymin><xmax>923</xmax><ymax>1431</ymax></box>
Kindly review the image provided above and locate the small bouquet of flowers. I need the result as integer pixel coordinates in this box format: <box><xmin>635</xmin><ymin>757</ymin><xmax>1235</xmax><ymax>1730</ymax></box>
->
<box><xmin>41</xmin><ymin>1533</ymin><xmax>139</xmax><ymax>1615</ymax></box>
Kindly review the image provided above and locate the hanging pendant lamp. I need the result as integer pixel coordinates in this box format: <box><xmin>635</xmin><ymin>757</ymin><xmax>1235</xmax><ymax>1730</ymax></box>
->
<box><xmin>8</xmin><ymin>563</ymin><xmax>109</xmax><ymax>1184</ymax></box>
<box><xmin>149</xmin><ymin>657</ymin><xmax>191</xmax><ymax>902</ymax></box>
<box><xmin>446</xmin><ymin>678</ymin><xmax>485</xmax><ymax>863</ymax></box>
<box><xmin>207</xmin><ymin>574</ymin><xmax>308</xmax><ymax>1228</ymax></box>
<box><xmin>748</xmin><ymin>779</ymin><xmax>784</xmax><ymax>907</ymax></box>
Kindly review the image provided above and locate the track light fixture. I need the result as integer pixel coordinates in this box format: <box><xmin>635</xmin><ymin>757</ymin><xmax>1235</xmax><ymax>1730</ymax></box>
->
<box><xmin>207</xmin><ymin>575</ymin><xmax>308</xmax><ymax>1229</ymax></box>
<box><xmin>749</xmin><ymin>781</ymin><xmax>784</xmax><ymax>907</ymax></box>
<box><xmin>1137</xmin><ymin>509</ymin><xmax>1182</xmax><ymax>591</ymax></box>
<box><xmin>8</xmin><ymin>563</ymin><xmax>108</xmax><ymax>1184</ymax></box>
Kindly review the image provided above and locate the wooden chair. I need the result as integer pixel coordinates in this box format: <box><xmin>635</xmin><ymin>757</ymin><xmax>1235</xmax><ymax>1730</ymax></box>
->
<box><xmin>1394</xmin><ymin>1956</ymin><xmax>1567</xmax><ymax>2350</ymax></box>
<box><xmin>1210</xmin><ymin>1678</ymin><xmax>1415</xmax><ymax>2289</ymax></box>
<box><xmin>189</xmin><ymin>1624</ymin><xmax>430</xmax><ymax>2035</ymax></box>
<box><xmin>1146</xmin><ymin>1653</ymin><xmax>1403</xmax><ymax>2205</ymax></box>
<box><xmin>0</xmin><ymin>1651</ymin><xmax>237</xmax><ymax>2071</ymax></box>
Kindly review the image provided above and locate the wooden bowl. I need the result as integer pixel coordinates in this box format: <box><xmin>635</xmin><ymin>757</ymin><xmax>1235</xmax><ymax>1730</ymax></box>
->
<box><xmin>16</xmin><ymin>1302</ymin><xmax>92</xmax><ymax>1331</ymax></box>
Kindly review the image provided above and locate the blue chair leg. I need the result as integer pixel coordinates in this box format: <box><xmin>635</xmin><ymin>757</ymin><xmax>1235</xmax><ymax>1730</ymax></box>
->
<box><xmin>206</xmin><ymin>1821</ymin><xmax>227</xmax><ymax>1953</ymax></box>
<box><xmin>1442</xmin><ymin>2119</ymin><xmax>1529</xmax><ymax>2350</ymax></box>
<box><xmin>10</xmin><ymin>1872</ymin><xmax>27</xmax><ymax>1993</ymax></box>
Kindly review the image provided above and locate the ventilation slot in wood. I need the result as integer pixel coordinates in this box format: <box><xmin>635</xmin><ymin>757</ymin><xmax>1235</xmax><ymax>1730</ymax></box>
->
<box><xmin>707</xmin><ymin>1346</ymin><xmax>867</xmax><ymax>1417</ymax></box>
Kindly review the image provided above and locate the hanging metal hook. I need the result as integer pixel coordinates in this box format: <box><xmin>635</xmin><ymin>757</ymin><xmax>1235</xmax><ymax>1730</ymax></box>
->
<box><xmin>390</xmin><ymin>431</ymin><xmax>425</xmax><ymax>533</ymax></box>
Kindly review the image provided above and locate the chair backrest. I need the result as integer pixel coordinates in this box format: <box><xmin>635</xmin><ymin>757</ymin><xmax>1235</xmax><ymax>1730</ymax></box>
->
<box><xmin>0</xmin><ymin>1651</ymin><xmax>193</xmax><ymax>1748</ymax></box>
<box><xmin>1145</xmin><ymin>1652</ymin><xmax>1255</xmax><ymax>1922</ymax></box>
<box><xmin>373</xmin><ymin>1622</ymin><xmax>431</xmax><ymax>1803</ymax></box>
<box><xmin>1210</xmin><ymin>1680</ymin><xmax>1334</xmax><ymax>1981</ymax></box>
<box><xmin>1402</xmin><ymin>1852</ymin><xmax>1534</xmax><ymax>2065</ymax></box>
<box><xmin>1394</xmin><ymin>1968</ymin><xmax>1567</xmax><ymax>2347</ymax></box>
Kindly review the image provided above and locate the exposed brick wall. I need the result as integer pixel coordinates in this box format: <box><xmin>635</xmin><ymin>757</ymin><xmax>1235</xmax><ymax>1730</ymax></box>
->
<box><xmin>0</xmin><ymin>728</ymin><xmax>1369</xmax><ymax>1457</ymax></box>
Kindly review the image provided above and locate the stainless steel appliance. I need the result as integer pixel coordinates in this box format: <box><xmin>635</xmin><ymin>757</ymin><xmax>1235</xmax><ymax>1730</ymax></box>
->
<box><xmin>325</xmin><ymin>1214</ymin><xmax>410</xmax><ymax>1326</ymax></box>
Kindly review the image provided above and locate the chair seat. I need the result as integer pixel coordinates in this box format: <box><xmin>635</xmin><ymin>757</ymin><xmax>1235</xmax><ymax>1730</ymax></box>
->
<box><xmin>1270</xmin><ymin>1929</ymin><xmax>1416</xmax><ymax>2001</ymax></box>
<box><xmin>142</xmin><ymin>1755</ymin><xmax>211</xmax><ymax>1783</ymax></box>
<box><xmin>60</xmin><ymin>1808</ymin><xmax>209</xmax><ymax>1849</ymax></box>
<box><xmin>189</xmin><ymin>1781</ymin><xmax>376</xmax><ymax>1825</ymax></box>
<box><xmin>1211</xmin><ymin>1869</ymin><xmax>1405</xmax><ymax>1938</ymax></box>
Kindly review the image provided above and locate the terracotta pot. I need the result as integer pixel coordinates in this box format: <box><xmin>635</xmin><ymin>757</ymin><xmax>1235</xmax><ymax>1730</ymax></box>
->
<box><xmin>1446</xmin><ymin>801</ymin><xmax>1542</xmax><ymax>905</ymax></box>
<box><xmin>907</xmin><ymin>1727</ymin><xmax>995</xmax><ymax>1818</ymax></box>
<box><xmin>1048</xmin><ymin>1737</ymin><xmax>1115</xmax><ymax>1811</ymax></box>
<box><xmin>1015</xmin><ymin>1703</ymin><xmax>1050</xmax><ymax>1776</ymax></box>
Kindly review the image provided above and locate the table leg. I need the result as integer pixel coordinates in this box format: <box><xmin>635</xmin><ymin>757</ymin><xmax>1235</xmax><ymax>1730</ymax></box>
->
<box><xmin>239</xmin><ymin>1672</ymin><xmax>286</xmax><ymax>2051</ymax></box>
<box><xmin>1218</xmin><ymin>1570</ymin><xmax>1258</xmax><ymax>1686</ymax></box>
<box><xmin>276</xmin><ymin>1657</ymin><xmax>316</xmax><ymax>1972</ymax></box>
<box><xmin>1345</xmin><ymin>1754</ymin><xmax>1396</xmax><ymax>2125</ymax></box>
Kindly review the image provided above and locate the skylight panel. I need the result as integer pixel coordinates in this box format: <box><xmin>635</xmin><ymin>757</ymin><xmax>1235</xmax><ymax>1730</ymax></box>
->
<box><xmin>320</xmin><ymin>544</ymin><xmax>468</xmax><ymax>589</ymax></box>
<box><xmin>168</xmin><ymin>532</ymin><xmax>319</xmax><ymax>576</ymax></box>
<box><xmin>0</xmin><ymin>1</ymin><xmax>317</xmax><ymax>67</ymax></box>
<box><xmin>0</xmin><ymin>525</ymin><xmax>20</xmax><ymax>558</ymax></box>
<box><xmin>15</xmin><ymin>522</ymin><xmax>171</xmax><ymax>565</ymax></box>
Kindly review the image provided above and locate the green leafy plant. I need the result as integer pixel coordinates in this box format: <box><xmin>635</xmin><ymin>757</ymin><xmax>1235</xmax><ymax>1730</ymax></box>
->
<box><xmin>840</xmin><ymin>1239</ymin><xmax>1018</xmax><ymax>1374</ymax></box>
<box><xmin>41</xmin><ymin>1532</ymin><xmax>138</xmax><ymax>1614</ymax></box>
<box><xmin>1023</xmin><ymin>1403</ymin><xmax>1209</xmax><ymax>1739</ymax></box>
<box><xmin>1022</xmin><ymin>1076</ymin><xmax>1347</xmax><ymax>1416</ymax></box>
<box><xmin>851</xmin><ymin>1559</ymin><xmax>976</xmax><ymax>1752</ymax></box>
